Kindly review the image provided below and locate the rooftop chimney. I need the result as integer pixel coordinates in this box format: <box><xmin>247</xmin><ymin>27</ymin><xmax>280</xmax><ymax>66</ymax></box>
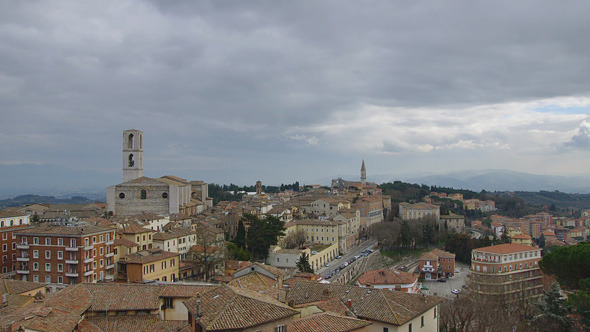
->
<box><xmin>196</xmin><ymin>295</ymin><xmax>202</xmax><ymax>317</ymax></box>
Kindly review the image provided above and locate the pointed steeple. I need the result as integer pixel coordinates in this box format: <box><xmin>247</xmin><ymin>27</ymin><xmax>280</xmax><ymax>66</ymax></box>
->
<box><xmin>361</xmin><ymin>160</ymin><xmax>366</xmax><ymax>186</ymax></box>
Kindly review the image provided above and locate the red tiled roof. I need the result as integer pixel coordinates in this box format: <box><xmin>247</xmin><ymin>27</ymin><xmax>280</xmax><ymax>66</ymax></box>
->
<box><xmin>183</xmin><ymin>286</ymin><xmax>298</xmax><ymax>331</ymax></box>
<box><xmin>113</xmin><ymin>237</ymin><xmax>139</xmax><ymax>247</ymax></box>
<box><xmin>285</xmin><ymin>281</ymin><xmax>442</xmax><ymax>326</ymax></box>
<box><xmin>474</xmin><ymin>243</ymin><xmax>539</xmax><ymax>254</ymax></box>
<box><xmin>86</xmin><ymin>315</ymin><xmax>187</xmax><ymax>332</ymax></box>
<box><xmin>121</xmin><ymin>248</ymin><xmax>179</xmax><ymax>264</ymax></box>
<box><xmin>292</xmin><ymin>312</ymin><xmax>372</xmax><ymax>332</ymax></box>
<box><xmin>357</xmin><ymin>269</ymin><xmax>418</xmax><ymax>286</ymax></box>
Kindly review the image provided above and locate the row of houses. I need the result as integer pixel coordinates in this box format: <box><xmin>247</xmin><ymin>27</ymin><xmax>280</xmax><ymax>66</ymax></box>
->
<box><xmin>1</xmin><ymin>261</ymin><xmax>443</xmax><ymax>332</ymax></box>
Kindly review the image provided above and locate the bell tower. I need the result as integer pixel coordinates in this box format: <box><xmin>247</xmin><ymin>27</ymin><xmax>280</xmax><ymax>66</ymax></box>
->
<box><xmin>123</xmin><ymin>129</ymin><xmax>143</xmax><ymax>182</ymax></box>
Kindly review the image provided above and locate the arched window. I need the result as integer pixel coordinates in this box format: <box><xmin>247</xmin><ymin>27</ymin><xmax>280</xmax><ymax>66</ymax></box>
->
<box><xmin>128</xmin><ymin>154</ymin><xmax>134</xmax><ymax>167</ymax></box>
<box><xmin>140</xmin><ymin>190</ymin><xmax>147</xmax><ymax>200</ymax></box>
<box><xmin>1</xmin><ymin>221</ymin><xmax>3</xmax><ymax>227</ymax></box>
<box><xmin>128</xmin><ymin>134</ymin><xmax>134</xmax><ymax>149</ymax></box>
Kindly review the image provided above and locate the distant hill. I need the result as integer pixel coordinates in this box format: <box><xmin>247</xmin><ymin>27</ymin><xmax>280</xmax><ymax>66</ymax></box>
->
<box><xmin>0</xmin><ymin>194</ymin><xmax>98</xmax><ymax>210</ymax></box>
<box><xmin>0</xmin><ymin>163</ymin><xmax>117</xmax><ymax>200</ymax></box>
<box><xmin>404</xmin><ymin>169</ymin><xmax>590</xmax><ymax>194</ymax></box>
<box><xmin>314</xmin><ymin>169</ymin><xmax>590</xmax><ymax>194</ymax></box>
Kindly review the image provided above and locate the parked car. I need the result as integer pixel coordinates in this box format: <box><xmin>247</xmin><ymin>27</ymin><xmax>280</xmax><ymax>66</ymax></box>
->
<box><xmin>311</xmin><ymin>251</ymin><xmax>318</xmax><ymax>255</ymax></box>
<box><xmin>451</xmin><ymin>289</ymin><xmax>461</xmax><ymax>294</ymax></box>
<box><xmin>455</xmin><ymin>269</ymin><xmax>460</xmax><ymax>273</ymax></box>
<box><xmin>437</xmin><ymin>279</ymin><xmax>447</xmax><ymax>283</ymax></box>
<box><xmin>421</xmin><ymin>285</ymin><xmax>429</xmax><ymax>290</ymax></box>
<box><xmin>336</xmin><ymin>255</ymin><xmax>342</xmax><ymax>259</ymax></box>
<box><xmin>326</xmin><ymin>263</ymin><xmax>331</xmax><ymax>267</ymax></box>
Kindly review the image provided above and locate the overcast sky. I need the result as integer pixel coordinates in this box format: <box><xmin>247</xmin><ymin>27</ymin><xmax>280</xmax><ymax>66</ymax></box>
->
<box><xmin>2</xmin><ymin>1</ymin><xmax>590</xmax><ymax>186</ymax></box>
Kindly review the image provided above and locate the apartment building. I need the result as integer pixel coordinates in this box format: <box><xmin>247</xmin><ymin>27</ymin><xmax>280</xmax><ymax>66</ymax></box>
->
<box><xmin>310</xmin><ymin>198</ymin><xmax>351</xmax><ymax>217</ymax></box>
<box><xmin>14</xmin><ymin>225</ymin><xmax>115</xmax><ymax>291</ymax></box>
<box><xmin>0</xmin><ymin>211</ymin><xmax>31</xmax><ymax>274</ymax></box>
<box><xmin>357</xmin><ymin>268</ymin><xmax>420</xmax><ymax>293</ymax></box>
<box><xmin>152</xmin><ymin>227</ymin><xmax>196</xmax><ymax>260</ymax></box>
<box><xmin>419</xmin><ymin>249</ymin><xmax>456</xmax><ymax>281</ymax></box>
<box><xmin>119</xmin><ymin>223</ymin><xmax>154</xmax><ymax>250</ymax></box>
<box><xmin>399</xmin><ymin>202</ymin><xmax>440</xmax><ymax>221</ymax></box>
<box><xmin>354</xmin><ymin>196</ymin><xmax>384</xmax><ymax>229</ymax></box>
<box><xmin>470</xmin><ymin>243</ymin><xmax>543</xmax><ymax>302</ymax></box>
<box><xmin>117</xmin><ymin>248</ymin><xmax>180</xmax><ymax>282</ymax></box>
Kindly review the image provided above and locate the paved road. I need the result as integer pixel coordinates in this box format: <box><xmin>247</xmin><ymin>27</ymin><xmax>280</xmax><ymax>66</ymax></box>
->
<box><xmin>317</xmin><ymin>239</ymin><xmax>377</xmax><ymax>277</ymax></box>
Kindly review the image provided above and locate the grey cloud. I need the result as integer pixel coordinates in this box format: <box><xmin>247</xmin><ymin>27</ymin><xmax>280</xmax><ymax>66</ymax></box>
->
<box><xmin>565</xmin><ymin>121</ymin><xmax>590</xmax><ymax>149</ymax></box>
<box><xmin>2</xmin><ymin>1</ymin><xmax>590</xmax><ymax>184</ymax></box>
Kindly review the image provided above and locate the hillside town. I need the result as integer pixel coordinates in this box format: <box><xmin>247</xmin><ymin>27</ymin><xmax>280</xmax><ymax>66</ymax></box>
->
<box><xmin>0</xmin><ymin>130</ymin><xmax>588</xmax><ymax>331</ymax></box>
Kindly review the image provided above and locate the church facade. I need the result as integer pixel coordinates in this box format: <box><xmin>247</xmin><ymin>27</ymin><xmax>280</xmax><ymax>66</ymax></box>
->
<box><xmin>107</xmin><ymin>130</ymin><xmax>211</xmax><ymax>217</ymax></box>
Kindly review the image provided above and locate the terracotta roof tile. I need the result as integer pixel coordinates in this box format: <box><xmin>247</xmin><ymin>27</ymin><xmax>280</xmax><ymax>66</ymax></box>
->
<box><xmin>15</xmin><ymin>224</ymin><xmax>112</xmax><ymax>236</ymax></box>
<box><xmin>285</xmin><ymin>281</ymin><xmax>442</xmax><ymax>326</ymax></box>
<box><xmin>113</xmin><ymin>237</ymin><xmax>139</xmax><ymax>247</ymax></box>
<box><xmin>292</xmin><ymin>312</ymin><xmax>372</xmax><ymax>332</ymax></box>
<box><xmin>474</xmin><ymin>243</ymin><xmax>539</xmax><ymax>254</ymax></box>
<box><xmin>357</xmin><ymin>269</ymin><xmax>418</xmax><ymax>286</ymax></box>
<box><xmin>121</xmin><ymin>248</ymin><xmax>179</xmax><ymax>264</ymax></box>
<box><xmin>183</xmin><ymin>285</ymin><xmax>298</xmax><ymax>331</ymax></box>
<box><xmin>86</xmin><ymin>315</ymin><xmax>187</xmax><ymax>332</ymax></box>
<box><xmin>2</xmin><ymin>277</ymin><xmax>45</xmax><ymax>295</ymax></box>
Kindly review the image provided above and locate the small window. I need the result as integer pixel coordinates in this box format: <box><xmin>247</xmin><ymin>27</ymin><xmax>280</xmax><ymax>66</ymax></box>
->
<box><xmin>119</xmin><ymin>193</ymin><xmax>125</xmax><ymax>199</ymax></box>
<box><xmin>162</xmin><ymin>192</ymin><xmax>168</xmax><ymax>198</ymax></box>
<box><xmin>140</xmin><ymin>190</ymin><xmax>147</xmax><ymax>200</ymax></box>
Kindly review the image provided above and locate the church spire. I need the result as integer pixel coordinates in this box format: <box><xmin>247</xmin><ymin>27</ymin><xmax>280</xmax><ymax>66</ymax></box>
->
<box><xmin>361</xmin><ymin>159</ymin><xmax>366</xmax><ymax>186</ymax></box>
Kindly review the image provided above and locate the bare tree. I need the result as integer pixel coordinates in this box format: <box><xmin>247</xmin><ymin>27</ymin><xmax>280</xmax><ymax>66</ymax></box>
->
<box><xmin>187</xmin><ymin>225</ymin><xmax>225</xmax><ymax>281</ymax></box>
<box><xmin>282</xmin><ymin>230</ymin><xmax>306</xmax><ymax>249</ymax></box>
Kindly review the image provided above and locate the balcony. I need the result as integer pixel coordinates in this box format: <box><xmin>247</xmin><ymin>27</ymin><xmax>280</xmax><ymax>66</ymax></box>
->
<box><xmin>16</xmin><ymin>269</ymin><xmax>30</xmax><ymax>274</ymax></box>
<box><xmin>16</xmin><ymin>256</ymin><xmax>29</xmax><ymax>262</ymax></box>
<box><xmin>104</xmin><ymin>274</ymin><xmax>114</xmax><ymax>281</ymax></box>
<box><xmin>65</xmin><ymin>247</ymin><xmax>78</xmax><ymax>252</ymax></box>
<box><xmin>422</xmin><ymin>266</ymin><xmax>435</xmax><ymax>272</ymax></box>
<box><xmin>105</xmin><ymin>240</ymin><xmax>114</xmax><ymax>246</ymax></box>
<box><xmin>16</xmin><ymin>244</ymin><xmax>29</xmax><ymax>250</ymax></box>
<box><xmin>105</xmin><ymin>252</ymin><xmax>114</xmax><ymax>258</ymax></box>
<box><xmin>65</xmin><ymin>259</ymin><xmax>79</xmax><ymax>264</ymax></box>
<box><xmin>83</xmin><ymin>270</ymin><xmax>94</xmax><ymax>277</ymax></box>
<box><xmin>105</xmin><ymin>264</ymin><xmax>115</xmax><ymax>270</ymax></box>
<box><xmin>84</xmin><ymin>245</ymin><xmax>94</xmax><ymax>251</ymax></box>
<box><xmin>65</xmin><ymin>272</ymin><xmax>79</xmax><ymax>278</ymax></box>
<box><xmin>83</xmin><ymin>257</ymin><xmax>93</xmax><ymax>264</ymax></box>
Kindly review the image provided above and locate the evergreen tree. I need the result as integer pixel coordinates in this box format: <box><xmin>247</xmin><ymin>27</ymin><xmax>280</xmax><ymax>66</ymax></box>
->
<box><xmin>400</xmin><ymin>220</ymin><xmax>412</xmax><ymax>249</ymax></box>
<box><xmin>538</xmin><ymin>234</ymin><xmax>546</xmax><ymax>248</ymax></box>
<box><xmin>245</xmin><ymin>214</ymin><xmax>285</xmax><ymax>261</ymax></box>
<box><xmin>531</xmin><ymin>283</ymin><xmax>573</xmax><ymax>332</ymax></box>
<box><xmin>235</xmin><ymin>219</ymin><xmax>246</xmax><ymax>249</ymax></box>
<box><xmin>569</xmin><ymin>278</ymin><xmax>590</xmax><ymax>329</ymax></box>
<box><xmin>296</xmin><ymin>253</ymin><xmax>313</xmax><ymax>273</ymax></box>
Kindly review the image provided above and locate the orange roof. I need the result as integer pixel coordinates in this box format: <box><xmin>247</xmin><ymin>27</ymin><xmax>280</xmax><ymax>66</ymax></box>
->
<box><xmin>474</xmin><ymin>243</ymin><xmax>538</xmax><ymax>254</ymax></box>
<box><xmin>511</xmin><ymin>234</ymin><xmax>531</xmax><ymax>240</ymax></box>
<box><xmin>357</xmin><ymin>269</ymin><xmax>418</xmax><ymax>286</ymax></box>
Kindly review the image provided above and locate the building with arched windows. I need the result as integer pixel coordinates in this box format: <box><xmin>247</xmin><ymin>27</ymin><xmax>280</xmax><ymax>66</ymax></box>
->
<box><xmin>107</xmin><ymin>130</ymin><xmax>212</xmax><ymax>217</ymax></box>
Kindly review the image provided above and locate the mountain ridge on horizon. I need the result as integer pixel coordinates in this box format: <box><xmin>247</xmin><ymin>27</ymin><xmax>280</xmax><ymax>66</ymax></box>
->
<box><xmin>3</xmin><ymin>163</ymin><xmax>590</xmax><ymax>200</ymax></box>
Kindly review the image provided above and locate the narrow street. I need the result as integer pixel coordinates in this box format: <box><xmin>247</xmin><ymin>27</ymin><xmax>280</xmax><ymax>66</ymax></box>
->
<box><xmin>316</xmin><ymin>239</ymin><xmax>377</xmax><ymax>277</ymax></box>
